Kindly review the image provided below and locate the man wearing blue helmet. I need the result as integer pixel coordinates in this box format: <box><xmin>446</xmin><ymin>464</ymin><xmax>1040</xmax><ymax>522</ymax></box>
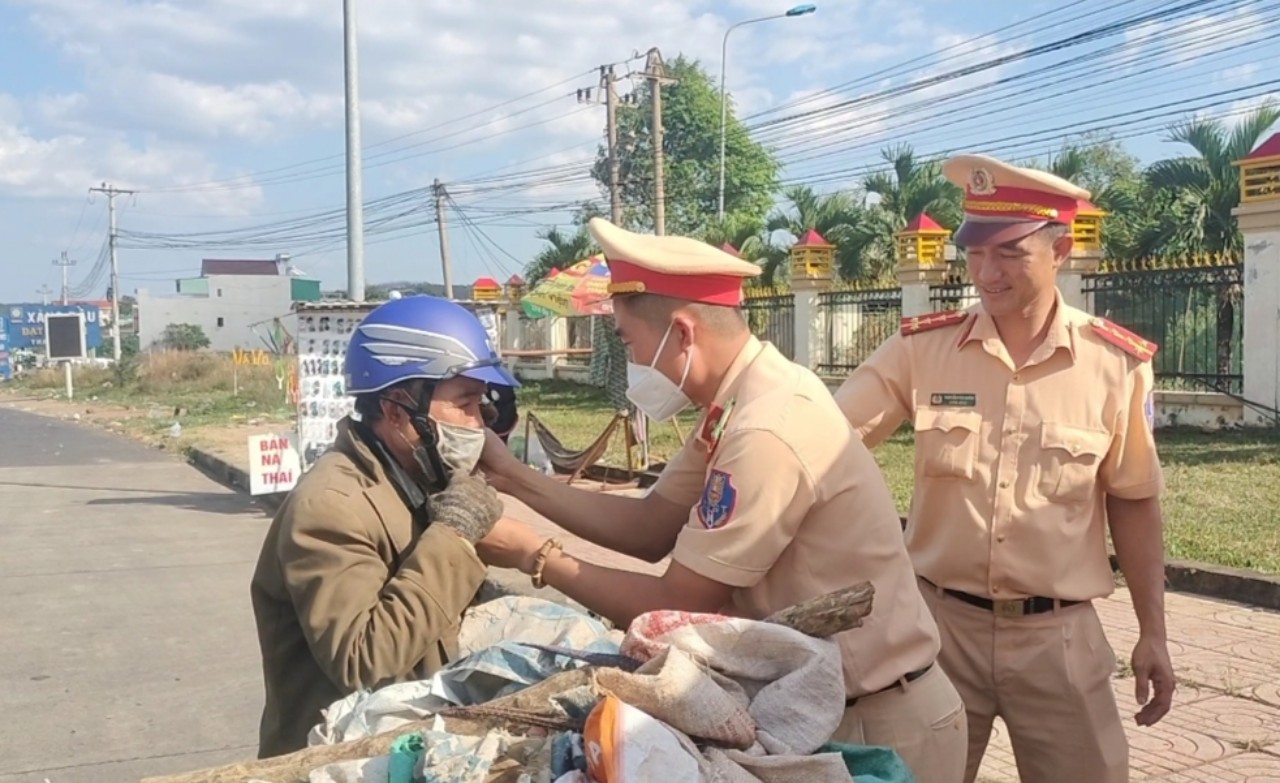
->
<box><xmin>250</xmin><ymin>295</ymin><xmax>525</xmax><ymax>758</ymax></box>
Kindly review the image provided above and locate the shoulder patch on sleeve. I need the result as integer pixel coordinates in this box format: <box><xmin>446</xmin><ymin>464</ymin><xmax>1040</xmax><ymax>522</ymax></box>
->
<box><xmin>696</xmin><ymin>469</ymin><xmax>738</xmax><ymax>530</ymax></box>
<box><xmin>1089</xmin><ymin>317</ymin><xmax>1158</xmax><ymax>362</ymax></box>
<box><xmin>901</xmin><ymin>309</ymin><xmax>969</xmax><ymax>337</ymax></box>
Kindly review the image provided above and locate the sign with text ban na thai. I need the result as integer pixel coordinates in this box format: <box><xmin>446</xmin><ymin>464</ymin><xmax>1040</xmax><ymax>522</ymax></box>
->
<box><xmin>248</xmin><ymin>433</ymin><xmax>301</xmax><ymax>495</ymax></box>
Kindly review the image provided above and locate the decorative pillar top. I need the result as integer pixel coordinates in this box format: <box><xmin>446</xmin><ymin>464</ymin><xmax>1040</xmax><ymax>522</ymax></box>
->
<box><xmin>895</xmin><ymin>213</ymin><xmax>951</xmax><ymax>270</ymax></box>
<box><xmin>789</xmin><ymin>229</ymin><xmax>836</xmax><ymax>286</ymax></box>
<box><xmin>473</xmin><ymin>276</ymin><xmax>502</xmax><ymax>302</ymax></box>
<box><xmin>1236</xmin><ymin>132</ymin><xmax>1280</xmax><ymax>205</ymax></box>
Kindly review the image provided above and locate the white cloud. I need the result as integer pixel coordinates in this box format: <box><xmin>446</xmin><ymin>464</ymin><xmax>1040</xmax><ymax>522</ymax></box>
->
<box><xmin>0</xmin><ymin>92</ymin><xmax>261</xmax><ymax>215</ymax></box>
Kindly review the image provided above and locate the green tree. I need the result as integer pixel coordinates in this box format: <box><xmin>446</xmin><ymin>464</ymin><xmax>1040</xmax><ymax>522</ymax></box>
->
<box><xmin>160</xmin><ymin>323</ymin><xmax>210</xmax><ymax>351</ymax></box>
<box><xmin>699</xmin><ymin>212</ymin><xmax>769</xmax><ymax>264</ymax></box>
<box><xmin>853</xmin><ymin>144</ymin><xmax>964</xmax><ymax>280</ymax></box>
<box><xmin>592</xmin><ymin>55</ymin><xmax>780</xmax><ymax>236</ymax></box>
<box><xmin>524</xmin><ymin>225</ymin><xmax>597</xmax><ymax>286</ymax></box>
<box><xmin>1138</xmin><ymin>102</ymin><xmax>1280</xmax><ymax>257</ymax></box>
<box><xmin>765</xmin><ymin>185</ymin><xmax>868</xmax><ymax>282</ymax></box>
<box><xmin>1030</xmin><ymin>135</ymin><xmax>1149</xmax><ymax>259</ymax></box>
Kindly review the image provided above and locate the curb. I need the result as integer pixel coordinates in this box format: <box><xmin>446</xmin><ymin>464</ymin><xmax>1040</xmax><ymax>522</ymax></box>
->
<box><xmin>185</xmin><ymin>447</ymin><xmax>576</xmax><ymax>607</ymax></box>
<box><xmin>186</xmin><ymin>447</ymin><xmax>1280</xmax><ymax>614</ymax></box>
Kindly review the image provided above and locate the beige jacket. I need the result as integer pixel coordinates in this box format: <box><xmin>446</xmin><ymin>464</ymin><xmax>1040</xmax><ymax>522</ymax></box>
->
<box><xmin>250</xmin><ymin>419</ymin><xmax>486</xmax><ymax>757</ymax></box>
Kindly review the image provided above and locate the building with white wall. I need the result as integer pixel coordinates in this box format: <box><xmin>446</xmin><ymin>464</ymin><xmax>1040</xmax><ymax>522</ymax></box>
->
<box><xmin>136</xmin><ymin>257</ymin><xmax>321</xmax><ymax>352</ymax></box>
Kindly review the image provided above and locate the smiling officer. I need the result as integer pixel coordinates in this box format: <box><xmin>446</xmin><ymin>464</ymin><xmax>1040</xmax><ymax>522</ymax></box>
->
<box><xmin>833</xmin><ymin>154</ymin><xmax>1175</xmax><ymax>783</ymax></box>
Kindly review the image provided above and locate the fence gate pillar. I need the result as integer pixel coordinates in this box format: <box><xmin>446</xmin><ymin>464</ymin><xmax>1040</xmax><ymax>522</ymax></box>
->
<box><xmin>791</xmin><ymin>280</ymin><xmax>827</xmax><ymax>370</ymax></box>
<box><xmin>1233</xmin><ymin>133</ymin><xmax>1280</xmax><ymax>425</ymax></box>
<box><xmin>503</xmin><ymin>306</ymin><xmax>523</xmax><ymax>352</ymax></box>
<box><xmin>1063</xmin><ymin>201</ymin><xmax>1105</xmax><ymax>312</ymax></box>
<box><xmin>896</xmin><ymin>266</ymin><xmax>947</xmax><ymax>317</ymax></box>
<box><xmin>547</xmin><ymin>316</ymin><xmax>569</xmax><ymax>376</ymax></box>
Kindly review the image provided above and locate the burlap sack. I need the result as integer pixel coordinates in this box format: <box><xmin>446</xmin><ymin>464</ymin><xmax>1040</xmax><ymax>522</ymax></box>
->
<box><xmin>619</xmin><ymin>611</ymin><xmax>846</xmax><ymax>755</ymax></box>
<box><xmin>593</xmin><ymin>646</ymin><xmax>757</xmax><ymax>749</ymax></box>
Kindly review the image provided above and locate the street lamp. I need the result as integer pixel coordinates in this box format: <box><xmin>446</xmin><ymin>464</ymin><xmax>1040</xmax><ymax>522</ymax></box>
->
<box><xmin>718</xmin><ymin>4</ymin><xmax>817</xmax><ymax>220</ymax></box>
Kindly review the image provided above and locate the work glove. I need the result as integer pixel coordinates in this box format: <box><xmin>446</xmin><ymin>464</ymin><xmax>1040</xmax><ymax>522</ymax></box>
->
<box><xmin>431</xmin><ymin>471</ymin><xmax>504</xmax><ymax>544</ymax></box>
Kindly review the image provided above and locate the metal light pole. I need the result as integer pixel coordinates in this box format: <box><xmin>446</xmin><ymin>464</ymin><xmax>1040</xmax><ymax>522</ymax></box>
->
<box><xmin>718</xmin><ymin>4</ymin><xmax>816</xmax><ymax>220</ymax></box>
<box><xmin>343</xmin><ymin>0</ymin><xmax>366</xmax><ymax>302</ymax></box>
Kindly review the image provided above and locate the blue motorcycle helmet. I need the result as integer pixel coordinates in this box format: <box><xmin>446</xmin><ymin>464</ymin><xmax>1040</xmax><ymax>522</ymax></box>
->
<box><xmin>345</xmin><ymin>295</ymin><xmax>519</xmax><ymax>486</ymax></box>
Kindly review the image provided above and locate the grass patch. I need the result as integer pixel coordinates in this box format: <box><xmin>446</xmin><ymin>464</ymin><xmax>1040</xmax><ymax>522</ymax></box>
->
<box><xmin>513</xmin><ymin>381</ymin><xmax>1280</xmax><ymax>575</ymax></box>
<box><xmin>8</xmin><ymin>351</ymin><xmax>294</xmax><ymax>437</ymax></box>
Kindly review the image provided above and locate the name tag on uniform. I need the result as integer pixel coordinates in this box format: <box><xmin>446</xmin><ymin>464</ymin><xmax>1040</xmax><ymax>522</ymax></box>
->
<box><xmin>930</xmin><ymin>392</ymin><xmax>977</xmax><ymax>407</ymax></box>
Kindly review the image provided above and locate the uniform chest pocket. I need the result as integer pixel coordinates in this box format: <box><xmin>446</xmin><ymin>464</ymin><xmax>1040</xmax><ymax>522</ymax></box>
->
<box><xmin>1037</xmin><ymin>422</ymin><xmax>1111</xmax><ymax>505</ymax></box>
<box><xmin>914</xmin><ymin>407</ymin><xmax>982</xmax><ymax>480</ymax></box>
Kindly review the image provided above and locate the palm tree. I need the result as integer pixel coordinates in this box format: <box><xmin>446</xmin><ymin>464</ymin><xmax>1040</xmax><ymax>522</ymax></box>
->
<box><xmin>1137</xmin><ymin>103</ymin><xmax>1279</xmax><ymax>382</ymax></box>
<box><xmin>853</xmin><ymin>145</ymin><xmax>964</xmax><ymax>281</ymax></box>
<box><xmin>1139</xmin><ymin>102</ymin><xmax>1279</xmax><ymax>256</ymax></box>
<box><xmin>700</xmin><ymin>212</ymin><xmax>769</xmax><ymax>262</ymax></box>
<box><xmin>524</xmin><ymin>225</ymin><xmax>597</xmax><ymax>286</ymax></box>
<box><xmin>765</xmin><ymin>185</ymin><xmax>868</xmax><ymax>281</ymax></box>
<box><xmin>1030</xmin><ymin>145</ymin><xmax>1149</xmax><ymax>260</ymax></box>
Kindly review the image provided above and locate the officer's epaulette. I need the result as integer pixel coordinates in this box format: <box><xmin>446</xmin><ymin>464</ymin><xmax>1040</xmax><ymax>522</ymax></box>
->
<box><xmin>900</xmin><ymin>310</ymin><xmax>969</xmax><ymax>337</ymax></box>
<box><xmin>1089</xmin><ymin>317</ymin><xmax>1158</xmax><ymax>362</ymax></box>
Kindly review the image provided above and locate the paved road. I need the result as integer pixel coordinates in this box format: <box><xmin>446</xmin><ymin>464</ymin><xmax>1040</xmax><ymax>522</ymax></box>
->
<box><xmin>0</xmin><ymin>407</ymin><xmax>269</xmax><ymax>782</ymax></box>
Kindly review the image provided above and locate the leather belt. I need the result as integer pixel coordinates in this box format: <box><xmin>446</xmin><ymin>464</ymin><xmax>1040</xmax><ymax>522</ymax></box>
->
<box><xmin>844</xmin><ymin>662</ymin><xmax>933</xmax><ymax>708</ymax></box>
<box><xmin>923</xmin><ymin>578</ymin><xmax>1083</xmax><ymax>617</ymax></box>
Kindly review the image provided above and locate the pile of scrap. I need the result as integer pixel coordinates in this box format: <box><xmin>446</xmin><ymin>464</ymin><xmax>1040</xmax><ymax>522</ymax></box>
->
<box><xmin>140</xmin><ymin>584</ymin><xmax>914</xmax><ymax>783</ymax></box>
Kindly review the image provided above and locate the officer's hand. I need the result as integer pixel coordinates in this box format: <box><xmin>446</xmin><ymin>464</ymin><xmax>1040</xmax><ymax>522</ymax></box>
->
<box><xmin>478</xmin><ymin>428</ymin><xmax>522</xmax><ymax>490</ymax></box>
<box><xmin>474</xmin><ymin>517</ymin><xmax>545</xmax><ymax>574</ymax></box>
<box><xmin>1131</xmin><ymin>634</ymin><xmax>1175</xmax><ymax>726</ymax></box>
<box><xmin>432</xmin><ymin>471</ymin><xmax>503</xmax><ymax>544</ymax></box>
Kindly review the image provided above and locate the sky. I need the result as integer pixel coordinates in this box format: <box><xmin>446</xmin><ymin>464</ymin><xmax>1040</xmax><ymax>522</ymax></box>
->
<box><xmin>0</xmin><ymin>0</ymin><xmax>1277</xmax><ymax>305</ymax></box>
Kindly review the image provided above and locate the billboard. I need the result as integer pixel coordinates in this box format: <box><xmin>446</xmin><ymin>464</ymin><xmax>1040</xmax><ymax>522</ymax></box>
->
<box><xmin>0</xmin><ymin>316</ymin><xmax>11</xmax><ymax>381</ymax></box>
<box><xmin>4</xmin><ymin>304</ymin><xmax>104</xmax><ymax>352</ymax></box>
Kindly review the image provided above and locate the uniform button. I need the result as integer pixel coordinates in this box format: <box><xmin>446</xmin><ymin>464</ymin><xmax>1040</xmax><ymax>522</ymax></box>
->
<box><xmin>997</xmin><ymin>534</ymin><xmax>1006</xmax><ymax>543</ymax></box>
<box><xmin>999</xmin><ymin>480</ymin><xmax>1010</xmax><ymax>489</ymax></box>
<box><xmin>992</xmin><ymin>585</ymin><xmax>1001</xmax><ymax>594</ymax></box>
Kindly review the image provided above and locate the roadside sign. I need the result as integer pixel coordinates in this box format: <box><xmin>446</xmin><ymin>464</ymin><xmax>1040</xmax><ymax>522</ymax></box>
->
<box><xmin>6</xmin><ymin>304</ymin><xmax>103</xmax><ymax>352</ymax></box>
<box><xmin>248</xmin><ymin>433</ymin><xmax>301</xmax><ymax>495</ymax></box>
<box><xmin>45</xmin><ymin>312</ymin><xmax>87</xmax><ymax>361</ymax></box>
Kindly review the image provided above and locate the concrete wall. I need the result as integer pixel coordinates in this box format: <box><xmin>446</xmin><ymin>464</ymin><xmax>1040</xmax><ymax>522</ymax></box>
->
<box><xmin>138</xmin><ymin>274</ymin><xmax>301</xmax><ymax>353</ymax></box>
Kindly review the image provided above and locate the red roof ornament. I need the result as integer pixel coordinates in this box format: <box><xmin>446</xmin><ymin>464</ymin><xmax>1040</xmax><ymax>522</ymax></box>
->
<box><xmin>794</xmin><ymin>229</ymin><xmax>833</xmax><ymax>247</ymax></box>
<box><xmin>506</xmin><ymin>274</ymin><xmax>525</xmax><ymax>285</ymax></box>
<box><xmin>473</xmin><ymin>276</ymin><xmax>501</xmax><ymax>289</ymax></box>
<box><xmin>719</xmin><ymin>242</ymin><xmax>741</xmax><ymax>257</ymax></box>
<box><xmin>1243</xmin><ymin>133</ymin><xmax>1280</xmax><ymax>160</ymax></box>
<box><xmin>903</xmin><ymin>213</ymin><xmax>944</xmax><ymax>232</ymax></box>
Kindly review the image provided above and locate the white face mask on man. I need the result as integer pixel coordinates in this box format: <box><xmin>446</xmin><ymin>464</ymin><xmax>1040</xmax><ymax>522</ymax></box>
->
<box><xmin>626</xmin><ymin>320</ymin><xmax>693</xmax><ymax>422</ymax></box>
<box><xmin>433</xmin><ymin>420</ymin><xmax>487</xmax><ymax>476</ymax></box>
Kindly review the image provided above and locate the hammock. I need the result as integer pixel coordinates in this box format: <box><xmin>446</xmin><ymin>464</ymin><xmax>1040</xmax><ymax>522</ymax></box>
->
<box><xmin>526</xmin><ymin>411</ymin><xmax>630</xmax><ymax>482</ymax></box>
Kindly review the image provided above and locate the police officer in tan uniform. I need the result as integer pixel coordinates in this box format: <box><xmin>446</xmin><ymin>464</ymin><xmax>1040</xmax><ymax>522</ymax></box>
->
<box><xmin>834</xmin><ymin>155</ymin><xmax>1175</xmax><ymax>783</ymax></box>
<box><xmin>477</xmin><ymin>218</ymin><xmax>967</xmax><ymax>781</ymax></box>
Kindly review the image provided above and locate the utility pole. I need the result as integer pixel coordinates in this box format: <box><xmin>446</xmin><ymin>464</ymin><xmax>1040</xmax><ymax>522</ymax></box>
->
<box><xmin>37</xmin><ymin>285</ymin><xmax>53</xmax><ymax>306</ymax></box>
<box><xmin>89</xmin><ymin>182</ymin><xmax>136</xmax><ymax>361</ymax></box>
<box><xmin>53</xmin><ymin>251</ymin><xmax>76</xmax><ymax>305</ymax></box>
<box><xmin>598</xmin><ymin>65</ymin><xmax>624</xmax><ymax>225</ymax></box>
<box><xmin>643</xmin><ymin>48</ymin><xmax>677</xmax><ymax>236</ymax></box>
<box><xmin>343</xmin><ymin>0</ymin><xmax>365</xmax><ymax>302</ymax></box>
<box><xmin>433</xmin><ymin>179</ymin><xmax>454</xmax><ymax>300</ymax></box>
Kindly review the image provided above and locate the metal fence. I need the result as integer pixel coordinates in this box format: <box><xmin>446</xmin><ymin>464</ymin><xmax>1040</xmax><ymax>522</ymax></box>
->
<box><xmin>1084</xmin><ymin>258</ymin><xmax>1244</xmax><ymax>394</ymax></box>
<box><xmin>742</xmin><ymin>290</ymin><xmax>796</xmax><ymax>360</ymax></box>
<box><xmin>816</xmin><ymin>286</ymin><xmax>902</xmax><ymax>375</ymax></box>
<box><xmin>929</xmin><ymin>276</ymin><xmax>980</xmax><ymax>311</ymax></box>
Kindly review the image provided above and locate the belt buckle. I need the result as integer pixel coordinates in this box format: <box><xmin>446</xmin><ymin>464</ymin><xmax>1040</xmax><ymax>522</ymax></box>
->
<box><xmin>993</xmin><ymin>599</ymin><xmax>1026</xmax><ymax>618</ymax></box>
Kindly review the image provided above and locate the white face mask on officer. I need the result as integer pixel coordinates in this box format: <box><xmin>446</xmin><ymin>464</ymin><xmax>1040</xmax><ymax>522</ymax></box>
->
<box><xmin>433</xmin><ymin>420</ymin><xmax>487</xmax><ymax>476</ymax></box>
<box><xmin>626</xmin><ymin>320</ymin><xmax>693</xmax><ymax>422</ymax></box>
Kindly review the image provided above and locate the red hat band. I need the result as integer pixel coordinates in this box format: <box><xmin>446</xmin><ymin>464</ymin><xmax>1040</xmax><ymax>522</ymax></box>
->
<box><xmin>607</xmin><ymin>258</ymin><xmax>745</xmax><ymax>306</ymax></box>
<box><xmin>964</xmin><ymin>185</ymin><xmax>1078</xmax><ymax>224</ymax></box>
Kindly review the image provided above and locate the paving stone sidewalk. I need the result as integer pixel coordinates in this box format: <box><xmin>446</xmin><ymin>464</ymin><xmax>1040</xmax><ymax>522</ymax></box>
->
<box><xmin>502</xmin><ymin>491</ymin><xmax>1280</xmax><ymax>783</ymax></box>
